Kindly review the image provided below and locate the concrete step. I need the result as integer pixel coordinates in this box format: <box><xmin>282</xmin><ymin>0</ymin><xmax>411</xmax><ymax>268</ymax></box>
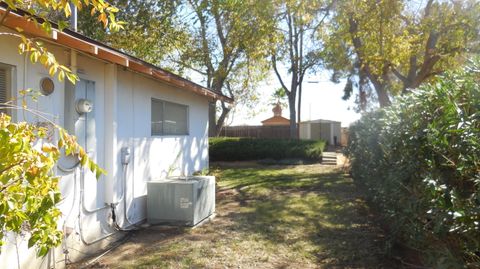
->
<box><xmin>321</xmin><ymin>152</ymin><xmax>337</xmax><ymax>165</ymax></box>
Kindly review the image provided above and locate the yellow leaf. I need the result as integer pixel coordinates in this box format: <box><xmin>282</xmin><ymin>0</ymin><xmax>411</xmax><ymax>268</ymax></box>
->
<box><xmin>58</xmin><ymin>71</ymin><xmax>65</xmax><ymax>82</ymax></box>
<box><xmin>64</xmin><ymin>3</ymin><xmax>71</xmax><ymax>17</ymax></box>
<box><xmin>97</xmin><ymin>13</ymin><xmax>108</xmax><ymax>28</ymax></box>
<box><xmin>49</xmin><ymin>66</ymin><xmax>56</xmax><ymax>76</ymax></box>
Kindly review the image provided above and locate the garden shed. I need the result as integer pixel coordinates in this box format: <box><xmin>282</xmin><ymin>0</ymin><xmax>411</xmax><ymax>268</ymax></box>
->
<box><xmin>299</xmin><ymin>119</ymin><xmax>342</xmax><ymax>146</ymax></box>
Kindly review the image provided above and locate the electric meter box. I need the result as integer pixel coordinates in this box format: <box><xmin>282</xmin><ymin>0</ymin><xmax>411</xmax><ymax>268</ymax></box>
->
<box><xmin>147</xmin><ymin>176</ymin><xmax>215</xmax><ymax>226</ymax></box>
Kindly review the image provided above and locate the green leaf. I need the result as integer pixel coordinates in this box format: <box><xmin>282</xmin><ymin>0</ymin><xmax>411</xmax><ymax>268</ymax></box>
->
<box><xmin>57</xmin><ymin>21</ymin><xmax>69</xmax><ymax>32</ymax></box>
<box><xmin>37</xmin><ymin>246</ymin><xmax>48</xmax><ymax>257</ymax></box>
<box><xmin>80</xmin><ymin>154</ymin><xmax>88</xmax><ymax>166</ymax></box>
<box><xmin>95</xmin><ymin>168</ymin><xmax>102</xmax><ymax>179</ymax></box>
<box><xmin>28</xmin><ymin>235</ymin><xmax>38</xmax><ymax>249</ymax></box>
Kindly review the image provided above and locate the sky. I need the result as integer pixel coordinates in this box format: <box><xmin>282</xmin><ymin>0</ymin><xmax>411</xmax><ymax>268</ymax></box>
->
<box><xmin>227</xmin><ymin>70</ymin><xmax>361</xmax><ymax>127</ymax></box>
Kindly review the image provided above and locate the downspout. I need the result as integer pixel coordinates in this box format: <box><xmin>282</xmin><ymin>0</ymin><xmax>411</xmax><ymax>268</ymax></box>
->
<box><xmin>114</xmin><ymin>72</ymin><xmax>144</xmax><ymax>229</ymax></box>
<box><xmin>103</xmin><ymin>64</ymin><xmax>140</xmax><ymax>230</ymax></box>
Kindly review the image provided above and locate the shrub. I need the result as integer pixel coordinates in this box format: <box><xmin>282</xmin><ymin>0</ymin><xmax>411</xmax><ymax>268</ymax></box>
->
<box><xmin>346</xmin><ymin>60</ymin><xmax>480</xmax><ymax>268</ymax></box>
<box><xmin>209</xmin><ymin>137</ymin><xmax>325</xmax><ymax>162</ymax></box>
<box><xmin>0</xmin><ymin>114</ymin><xmax>104</xmax><ymax>256</ymax></box>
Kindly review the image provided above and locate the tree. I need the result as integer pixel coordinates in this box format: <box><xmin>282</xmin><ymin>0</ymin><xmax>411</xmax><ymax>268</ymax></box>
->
<box><xmin>0</xmin><ymin>0</ymin><xmax>118</xmax><ymax>256</ymax></box>
<box><xmin>270</xmin><ymin>88</ymin><xmax>288</xmax><ymax>107</ymax></box>
<box><xmin>77</xmin><ymin>0</ymin><xmax>184</xmax><ymax>68</ymax></box>
<box><xmin>270</xmin><ymin>0</ymin><xmax>332</xmax><ymax>139</ymax></box>
<box><xmin>76</xmin><ymin>0</ymin><xmax>274</xmax><ymax>136</ymax></box>
<box><xmin>326</xmin><ymin>0</ymin><xmax>480</xmax><ymax>108</ymax></box>
<box><xmin>172</xmin><ymin>0</ymin><xmax>273</xmax><ymax>136</ymax></box>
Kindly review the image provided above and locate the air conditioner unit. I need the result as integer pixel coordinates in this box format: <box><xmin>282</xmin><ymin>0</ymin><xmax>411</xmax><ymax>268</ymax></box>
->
<box><xmin>147</xmin><ymin>176</ymin><xmax>215</xmax><ymax>226</ymax></box>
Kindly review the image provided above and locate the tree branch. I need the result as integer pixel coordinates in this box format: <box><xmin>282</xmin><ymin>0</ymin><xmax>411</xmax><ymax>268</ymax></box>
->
<box><xmin>286</xmin><ymin>9</ymin><xmax>295</xmax><ymax>75</ymax></box>
<box><xmin>169</xmin><ymin>58</ymin><xmax>207</xmax><ymax>76</ymax></box>
<box><xmin>413</xmin><ymin>54</ymin><xmax>440</xmax><ymax>87</ymax></box>
<box><xmin>0</xmin><ymin>161</ymin><xmax>24</xmax><ymax>176</ymax></box>
<box><xmin>225</xmin><ymin>49</ymin><xmax>240</xmax><ymax>76</ymax></box>
<box><xmin>271</xmin><ymin>54</ymin><xmax>289</xmax><ymax>93</ymax></box>
<box><xmin>189</xmin><ymin>0</ymin><xmax>214</xmax><ymax>83</ymax></box>
<box><xmin>212</xmin><ymin>3</ymin><xmax>227</xmax><ymax>50</ymax></box>
<box><xmin>390</xmin><ymin>65</ymin><xmax>408</xmax><ymax>84</ymax></box>
<box><xmin>312</xmin><ymin>1</ymin><xmax>334</xmax><ymax>34</ymax></box>
<box><xmin>424</xmin><ymin>0</ymin><xmax>434</xmax><ymax>19</ymax></box>
<box><xmin>425</xmin><ymin>31</ymin><xmax>439</xmax><ymax>57</ymax></box>
<box><xmin>0</xmin><ymin>176</ymin><xmax>25</xmax><ymax>194</ymax></box>
<box><xmin>225</xmin><ymin>81</ymin><xmax>234</xmax><ymax>99</ymax></box>
<box><xmin>298</xmin><ymin>25</ymin><xmax>304</xmax><ymax>85</ymax></box>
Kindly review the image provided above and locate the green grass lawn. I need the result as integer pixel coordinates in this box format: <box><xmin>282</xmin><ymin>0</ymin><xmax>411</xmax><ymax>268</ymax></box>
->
<box><xmin>91</xmin><ymin>164</ymin><xmax>394</xmax><ymax>268</ymax></box>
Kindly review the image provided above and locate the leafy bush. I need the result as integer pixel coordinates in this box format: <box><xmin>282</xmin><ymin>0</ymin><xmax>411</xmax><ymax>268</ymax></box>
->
<box><xmin>0</xmin><ymin>114</ymin><xmax>104</xmax><ymax>256</ymax></box>
<box><xmin>346</xmin><ymin>61</ymin><xmax>480</xmax><ymax>268</ymax></box>
<box><xmin>209</xmin><ymin>137</ymin><xmax>325</xmax><ymax>162</ymax></box>
<box><xmin>0</xmin><ymin>0</ymin><xmax>118</xmax><ymax>257</ymax></box>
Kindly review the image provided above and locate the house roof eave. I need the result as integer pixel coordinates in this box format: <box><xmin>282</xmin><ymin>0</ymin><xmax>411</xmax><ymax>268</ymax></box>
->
<box><xmin>0</xmin><ymin>6</ymin><xmax>233</xmax><ymax>103</ymax></box>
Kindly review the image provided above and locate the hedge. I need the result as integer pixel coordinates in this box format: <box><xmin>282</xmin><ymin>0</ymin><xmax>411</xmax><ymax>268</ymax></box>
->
<box><xmin>346</xmin><ymin>61</ymin><xmax>480</xmax><ymax>268</ymax></box>
<box><xmin>209</xmin><ymin>137</ymin><xmax>325</xmax><ymax>162</ymax></box>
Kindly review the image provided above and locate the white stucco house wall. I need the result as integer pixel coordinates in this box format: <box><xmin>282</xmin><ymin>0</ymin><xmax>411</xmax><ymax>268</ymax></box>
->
<box><xmin>0</xmin><ymin>7</ymin><xmax>231</xmax><ymax>269</ymax></box>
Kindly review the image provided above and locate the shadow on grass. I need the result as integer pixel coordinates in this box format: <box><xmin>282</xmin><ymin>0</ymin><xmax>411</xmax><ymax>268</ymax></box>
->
<box><xmin>96</xmin><ymin>164</ymin><xmax>396</xmax><ymax>269</ymax></box>
<box><xmin>214</xmin><ymin>165</ymin><xmax>393</xmax><ymax>268</ymax></box>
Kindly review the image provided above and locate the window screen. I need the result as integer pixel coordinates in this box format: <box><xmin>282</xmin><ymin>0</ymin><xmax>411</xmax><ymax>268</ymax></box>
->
<box><xmin>0</xmin><ymin>67</ymin><xmax>8</xmax><ymax>115</ymax></box>
<box><xmin>151</xmin><ymin>98</ymin><xmax>188</xmax><ymax>136</ymax></box>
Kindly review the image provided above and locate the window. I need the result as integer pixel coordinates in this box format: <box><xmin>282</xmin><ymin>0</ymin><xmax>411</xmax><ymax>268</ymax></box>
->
<box><xmin>0</xmin><ymin>64</ymin><xmax>12</xmax><ymax>115</ymax></box>
<box><xmin>151</xmin><ymin>98</ymin><xmax>189</xmax><ymax>136</ymax></box>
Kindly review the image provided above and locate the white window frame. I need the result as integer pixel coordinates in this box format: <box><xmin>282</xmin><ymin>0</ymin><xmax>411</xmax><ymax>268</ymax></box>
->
<box><xmin>151</xmin><ymin>98</ymin><xmax>189</xmax><ymax>136</ymax></box>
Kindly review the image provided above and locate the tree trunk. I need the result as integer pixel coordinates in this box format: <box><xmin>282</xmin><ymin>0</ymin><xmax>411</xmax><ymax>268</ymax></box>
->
<box><xmin>297</xmin><ymin>82</ymin><xmax>302</xmax><ymax>138</ymax></box>
<box><xmin>208</xmin><ymin>101</ymin><xmax>217</xmax><ymax>137</ymax></box>
<box><xmin>365</xmin><ymin>67</ymin><xmax>391</xmax><ymax>108</ymax></box>
<box><xmin>287</xmin><ymin>93</ymin><xmax>298</xmax><ymax>139</ymax></box>
<box><xmin>214</xmin><ymin>101</ymin><xmax>231</xmax><ymax>137</ymax></box>
<box><xmin>374</xmin><ymin>83</ymin><xmax>391</xmax><ymax>108</ymax></box>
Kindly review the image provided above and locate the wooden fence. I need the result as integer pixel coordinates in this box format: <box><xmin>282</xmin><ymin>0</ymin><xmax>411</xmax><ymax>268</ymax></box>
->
<box><xmin>219</xmin><ymin>125</ymin><xmax>291</xmax><ymax>139</ymax></box>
